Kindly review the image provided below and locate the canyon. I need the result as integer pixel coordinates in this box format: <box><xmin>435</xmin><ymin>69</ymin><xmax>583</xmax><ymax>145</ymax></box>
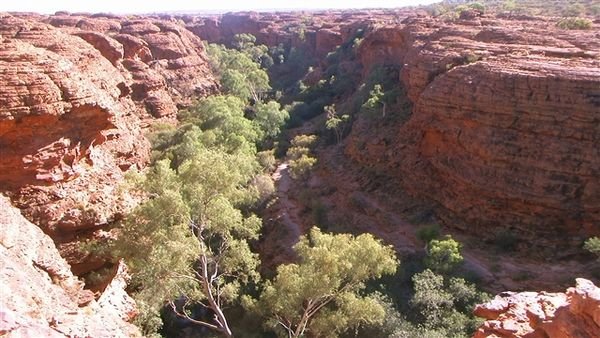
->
<box><xmin>0</xmin><ymin>5</ymin><xmax>599</xmax><ymax>337</ymax></box>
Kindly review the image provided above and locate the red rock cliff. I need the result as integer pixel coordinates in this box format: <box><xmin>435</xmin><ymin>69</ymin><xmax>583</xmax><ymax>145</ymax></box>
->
<box><xmin>187</xmin><ymin>10</ymin><xmax>417</xmax><ymax>59</ymax></box>
<box><xmin>0</xmin><ymin>195</ymin><xmax>139</xmax><ymax>337</ymax></box>
<box><xmin>0</xmin><ymin>13</ymin><xmax>217</xmax><ymax>245</ymax></box>
<box><xmin>473</xmin><ymin>278</ymin><xmax>600</xmax><ymax>338</ymax></box>
<box><xmin>347</xmin><ymin>14</ymin><xmax>600</xmax><ymax>251</ymax></box>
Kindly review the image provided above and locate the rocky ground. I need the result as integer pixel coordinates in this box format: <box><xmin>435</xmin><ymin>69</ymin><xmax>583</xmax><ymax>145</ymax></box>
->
<box><xmin>0</xmin><ymin>195</ymin><xmax>139</xmax><ymax>337</ymax></box>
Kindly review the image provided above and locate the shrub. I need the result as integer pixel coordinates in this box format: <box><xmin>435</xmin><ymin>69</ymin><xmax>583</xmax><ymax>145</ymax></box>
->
<box><xmin>416</xmin><ymin>224</ymin><xmax>441</xmax><ymax>243</ymax></box>
<box><xmin>252</xmin><ymin>173</ymin><xmax>275</xmax><ymax>204</ymax></box>
<box><xmin>311</xmin><ymin>200</ymin><xmax>329</xmax><ymax>228</ymax></box>
<box><xmin>256</xmin><ymin>149</ymin><xmax>276</xmax><ymax>172</ymax></box>
<box><xmin>584</xmin><ymin>237</ymin><xmax>600</xmax><ymax>261</ymax></box>
<box><xmin>557</xmin><ymin>17</ymin><xmax>593</xmax><ymax>30</ymax></box>
<box><xmin>290</xmin><ymin>134</ymin><xmax>318</xmax><ymax>149</ymax></box>
<box><xmin>425</xmin><ymin>235</ymin><xmax>463</xmax><ymax>274</ymax></box>
<box><xmin>289</xmin><ymin>154</ymin><xmax>317</xmax><ymax>179</ymax></box>
<box><xmin>468</xmin><ymin>2</ymin><xmax>486</xmax><ymax>14</ymax></box>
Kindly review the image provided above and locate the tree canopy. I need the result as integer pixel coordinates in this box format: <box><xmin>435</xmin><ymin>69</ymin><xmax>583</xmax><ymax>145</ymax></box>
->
<box><xmin>207</xmin><ymin>43</ymin><xmax>271</xmax><ymax>102</ymax></box>
<box><xmin>248</xmin><ymin>227</ymin><xmax>398</xmax><ymax>337</ymax></box>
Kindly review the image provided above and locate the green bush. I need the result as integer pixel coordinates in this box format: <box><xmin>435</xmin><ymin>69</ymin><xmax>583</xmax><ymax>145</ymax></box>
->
<box><xmin>425</xmin><ymin>235</ymin><xmax>463</xmax><ymax>274</ymax></box>
<box><xmin>289</xmin><ymin>154</ymin><xmax>317</xmax><ymax>180</ymax></box>
<box><xmin>557</xmin><ymin>17</ymin><xmax>593</xmax><ymax>30</ymax></box>
<box><xmin>584</xmin><ymin>237</ymin><xmax>600</xmax><ymax>261</ymax></box>
<box><xmin>290</xmin><ymin>134</ymin><xmax>318</xmax><ymax>149</ymax></box>
<box><xmin>468</xmin><ymin>2</ymin><xmax>486</xmax><ymax>13</ymax></box>
<box><xmin>416</xmin><ymin>224</ymin><xmax>441</xmax><ymax>243</ymax></box>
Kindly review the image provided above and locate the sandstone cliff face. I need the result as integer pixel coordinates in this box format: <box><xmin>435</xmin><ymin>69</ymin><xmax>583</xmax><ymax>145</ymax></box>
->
<box><xmin>474</xmin><ymin>278</ymin><xmax>600</xmax><ymax>338</ymax></box>
<box><xmin>0</xmin><ymin>195</ymin><xmax>139</xmax><ymax>337</ymax></box>
<box><xmin>187</xmin><ymin>10</ymin><xmax>417</xmax><ymax>59</ymax></box>
<box><xmin>347</xmin><ymin>14</ymin><xmax>600</xmax><ymax>251</ymax></box>
<box><xmin>0</xmin><ymin>13</ymin><xmax>217</xmax><ymax>245</ymax></box>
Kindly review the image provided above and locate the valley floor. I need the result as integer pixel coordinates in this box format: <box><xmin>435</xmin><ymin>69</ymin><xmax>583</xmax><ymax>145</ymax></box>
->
<box><xmin>261</xmin><ymin>121</ymin><xmax>596</xmax><ymax>293</ymax></box>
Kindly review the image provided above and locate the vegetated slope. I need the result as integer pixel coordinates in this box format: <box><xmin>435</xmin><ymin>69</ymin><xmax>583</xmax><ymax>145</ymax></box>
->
<box><xmin>428</xmin><ymin>0</ymin><xmax>600</xmax><ymax>18</ymax></box>
<box><xmin>0</xmin><ymin>12</ymin><xmax>217</xmax><ymax>270</ymax></box>
<box><xmin>191</xmin><ymin>7</ymin><xmax>600</xmax><ymax>258</ymax></box>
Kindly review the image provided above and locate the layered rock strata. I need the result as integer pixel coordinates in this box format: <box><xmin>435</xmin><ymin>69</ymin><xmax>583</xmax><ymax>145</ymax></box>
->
<box><xmin>0</xmin><ymin>12</ymin><xmax>217</xmax><ymax>242</ymax></box>
<box><xmin>347</xmin><ymin>14</ymin><xmax>600</xmax><ymax>250</ymax></box>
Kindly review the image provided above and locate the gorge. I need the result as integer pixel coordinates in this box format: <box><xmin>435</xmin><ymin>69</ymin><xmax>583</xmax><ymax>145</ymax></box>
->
<box><xmin>1</xmin><ymin>1</ymin><xmax>599</xmax><ymax>337</ymax></box>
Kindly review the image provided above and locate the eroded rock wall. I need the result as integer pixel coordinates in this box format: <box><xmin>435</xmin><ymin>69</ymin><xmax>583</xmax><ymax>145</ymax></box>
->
<box><xmin>473</xmin><ymin>278</ymin><xmax>600</xmax><ymax>338</ymax></box>
<box><xmin>187</xmin><ymin>10</ymin><xmax>420</xmax><ymax>59</ymax></box>
<box><xmin>0</xmin><ymin>13</ymin><xmax>217</xmax><ymax>244</ymax></box>
<box><xmin>348</xmin><ymin>15</ymin><xmax>600</xmax><ymax>251</ymax></box>
<box><xmin>0</xmin><ymin>195</ymin><xmax>139</xmax><ymax>337</ymax></box>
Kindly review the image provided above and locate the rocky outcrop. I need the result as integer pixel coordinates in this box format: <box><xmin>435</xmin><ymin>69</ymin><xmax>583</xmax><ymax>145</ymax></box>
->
<box><xmin>187</xmin><ymin>10</ymin><xmax>415</xmax><ymax>59</ymax></box>
<box><xmin>473</xmin><ymin>278</ymin><xmax>600</xmax><ymax>338</ymax></box>
<box><xmin>0</xmin><ymin>195</ymin><xmax>139</xmax><ymax>337</ymax></box>
<box><xmin>347</xmin><ymin>14</ymin><xmax>600</xmax><ymax>252</ymax></box>
<box><xmin>0</xmin><ymin>12</ymin><xmax>217</xmax><ymax>248</ymax></box>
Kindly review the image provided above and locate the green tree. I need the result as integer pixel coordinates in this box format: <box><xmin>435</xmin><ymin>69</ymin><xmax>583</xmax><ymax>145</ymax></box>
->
<box><xmin>207</xmin><ymin>44</ymin><xmax>271</xmax><ymax>102</ymax></box>
<box><xmin>115</xmin><ymin>150</ymin><xmax>262</xmax><ymax>336</ymax></box>
<box><xmin>233</xmin><ymin>33</ymin><xmax>257</xmax><ymax>51</ymax></box>
<box><xmin>324</xmin><ymin>105</ymin><xmax>350</xmax><ymax>144</ymax></box>
<box><xmin>584</xmin><ymin>237</ymin><xmax>600</xmax><ymax>261</ymax></box>
<box><xmin>249</xmin><ymin>228</ymin><xmax>398</xmax><ymax>337</ymax></box>
<box><xmin>113</xmin><ymin>94</ymin><xmax>272</xmax><ymax>336</ymax></box>
<box><xmin>253</xmin><ymin>101</ymin><xmax>290</xmax><ymax>140</ymax></box>
<box><xmin>232</xmin><ymin>33</ymin><xmax>273</xmax><ymax>68</ymax></box>
<box><xmin>410</xmin><ymin>269</ymin><xmax>488</xmax><ymax>336</ymax></box>
<box><xmin>425</xmin><ymin>235</ymin><xmax>463</xmax><ymax>274</ymax></box>
<box><xmin>179</xmin><ymin>95</ymin><xmax>260</xmax><ymax>152</ymax></box>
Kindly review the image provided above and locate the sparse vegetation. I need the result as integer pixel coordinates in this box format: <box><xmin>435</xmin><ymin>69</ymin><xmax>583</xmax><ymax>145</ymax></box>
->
<box><xmin>427</xmin><ymin>0</ymin><xmax>598</xmax><ymax>18</ymax></box>
<box><xmin>324</xmin><ymin>104</ymin><xmax>350</xmax><ymax>144</ymax></box>
<box><xmin>557</xmin><ymin>17</ymin><xmax>593</xmax><ymax>30</ymax></box>
<box><xmin>584</xmin><ymin>237</ymin><xmax>600</xmax><ymax>261</ymax></box>
<box><xmin>416</xmin><ymin>223</ymin><xmax>441</xmax><ymax>243</ymax></box>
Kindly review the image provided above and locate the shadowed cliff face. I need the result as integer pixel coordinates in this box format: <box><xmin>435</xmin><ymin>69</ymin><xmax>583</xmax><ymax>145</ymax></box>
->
<box><xmin>0</xmin><ymin>195</ymin><xmax>140</xmax><ymax>337</ymax></box>
<box><xmin>187</xmin><ymin>10</ymin><xmax>421</xmax><ymax>59</ymax></box>
<box><xmin>347</xmin><ymin>15</ymin><xmax>600</xmax><ymax>252</ymax></box>
<box><xmin>0</xmin><ymin>13</ymin><xmax>217</xmax><ymax>241</ymax></box>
